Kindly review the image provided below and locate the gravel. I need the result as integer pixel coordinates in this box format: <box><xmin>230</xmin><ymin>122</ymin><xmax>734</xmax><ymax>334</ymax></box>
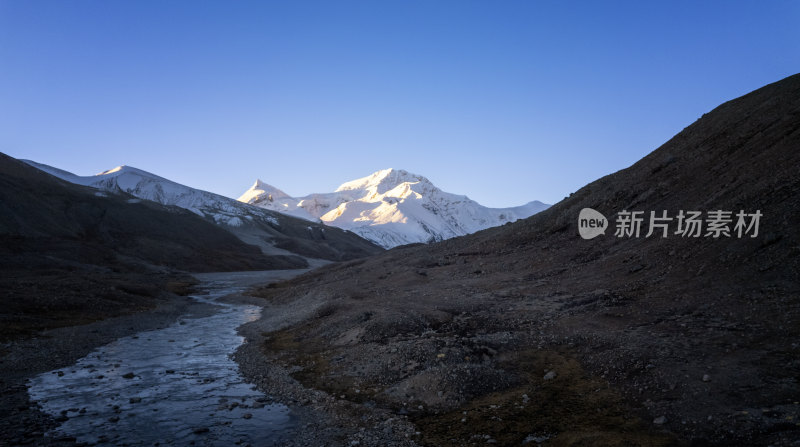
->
<box><xmin>232</xmin><ymin>296</ymin><xmax>421</xmax><ymax>447</ymax></box>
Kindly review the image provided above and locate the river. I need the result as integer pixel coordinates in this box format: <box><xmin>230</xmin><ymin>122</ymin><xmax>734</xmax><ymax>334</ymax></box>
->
<box><xmin>27</xmin><ymin>270</ymin><xmax>309</xmax><ymax>446</ymax></box>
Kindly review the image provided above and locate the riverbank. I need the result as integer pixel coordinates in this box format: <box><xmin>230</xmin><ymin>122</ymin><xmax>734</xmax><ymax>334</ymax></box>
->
<box><xmin>232</xmin><ymin>299</ymin><xmax>422</xmax><ymax>447</ymax></box>
<box><xmin>0</xmin><ymin>267</ymin><xmax>315</xmax><ymax>446</ymax></box>
<box><xmin>201</xmin><ymin>266</ymin><xmax>422</xmax><ymax>445</ymax></box>
<box><xmin>0</xmin><ymin>290</ymin><xmax>216</xmax><ymax>445</ymax></box>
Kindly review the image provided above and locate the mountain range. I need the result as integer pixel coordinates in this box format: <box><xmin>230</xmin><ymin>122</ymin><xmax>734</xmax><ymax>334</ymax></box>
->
<box><xmin>23</xmin><ymin>160</ymin><xmax>382</xmax><ymax>263</ymax></box>
<box><xmin>239</xmin><ymin>168</ymin><xmax>549</xmax><ymax>248</ymax></box>
<box><xmin>25</xmin><ymin>160</ymin><xmax>549</xmax><ymax>250</ymax></box>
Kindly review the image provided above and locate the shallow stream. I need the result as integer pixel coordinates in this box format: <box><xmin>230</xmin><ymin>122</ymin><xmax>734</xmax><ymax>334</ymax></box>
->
<box><xmin>27</xmin><ymin>278</ymin><xmax>292</xmax><ymax>446</ymax></box>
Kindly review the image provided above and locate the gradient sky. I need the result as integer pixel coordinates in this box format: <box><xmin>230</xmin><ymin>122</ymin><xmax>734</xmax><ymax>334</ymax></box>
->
<box><xmin>1</xmin><ymin>1</ymin><xmax>798</xmax><ymax>207</ymax></box>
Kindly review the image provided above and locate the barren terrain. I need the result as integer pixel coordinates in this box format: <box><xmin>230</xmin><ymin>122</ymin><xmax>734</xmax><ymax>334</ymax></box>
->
<box><xmin>234</xmin><ymin>74</ymin><xmax>800</xmax><ymax>446</ymax></box>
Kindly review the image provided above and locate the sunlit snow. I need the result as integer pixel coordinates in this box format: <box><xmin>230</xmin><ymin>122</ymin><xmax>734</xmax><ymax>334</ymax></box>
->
<box><xmin>239</xmin><ymin>168</ymin><xmax>549</xmax><ymax>248</ymax></box>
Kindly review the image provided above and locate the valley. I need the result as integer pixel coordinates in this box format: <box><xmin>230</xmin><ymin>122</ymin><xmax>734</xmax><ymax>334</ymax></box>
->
<box><xmin>1</xmin><ymin>74</ymin><xmax>798</xmax><ymax>446</ymax></box>
<box><xmin>3</xmin><ymin>2</ymin><xmax>797</xmax><ymax>445</ymax></box>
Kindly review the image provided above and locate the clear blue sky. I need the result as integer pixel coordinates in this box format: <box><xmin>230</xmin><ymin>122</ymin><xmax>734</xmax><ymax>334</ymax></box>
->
<box><xmin>1</xmin><ymin>1</ymin><xmax>798</xmax><ymax>206</ymax></box>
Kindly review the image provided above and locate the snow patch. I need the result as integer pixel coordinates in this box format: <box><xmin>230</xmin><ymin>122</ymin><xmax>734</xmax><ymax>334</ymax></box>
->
<box><xmin>225</xmin><ymin>216</ymin><xmax>244</xmax><ymax>227</ymax></box>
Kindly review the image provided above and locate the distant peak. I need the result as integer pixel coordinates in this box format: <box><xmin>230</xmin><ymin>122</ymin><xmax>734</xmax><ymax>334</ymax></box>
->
<box><xmin>95</xmin><ymin>165</ymin><xmax>155</xmax><ymax>178</ymax></box>
<box><xmin>97</xmin><ymin>165</ymin><xmax>127</xmax><ymax>176</ymax></box>
<box><xmin>92</xmin><ymin>165</ymin><xmax>174</xmax><ymax>184</ymax></box>
<box><xmin>243</xmin><ymin>179</ymin><xmax>290</xmax><ymax>200</ymax></box>
<box><xmin>335</xmin><ymin>168</ymin><xmax>430</xmax><ymax>193</ymax></box>
<box><xmin>372</xmin><ymin>168</ymin><xmax>413</xmax><ymax>180</ymax></box>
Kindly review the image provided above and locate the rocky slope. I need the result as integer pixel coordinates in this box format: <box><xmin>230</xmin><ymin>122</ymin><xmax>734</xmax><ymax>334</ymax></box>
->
<box><xmin>0</xmin><ymin>152</ymin><xmax>293</xmax><ymax>338</ymax></box>
<box><xmin>24</xmin><ymin>161</ymin><xmax>383</xmax><ymax>263</ymax></box>
<box><xmin>240</xmin><ymin>74</ymin><xmax>800</xmax><ymax>446</ymax></box>
<box><xmin>239</xmin><ymin>168</ymin><xmax>549</xmax><ymax>248</ymax></box>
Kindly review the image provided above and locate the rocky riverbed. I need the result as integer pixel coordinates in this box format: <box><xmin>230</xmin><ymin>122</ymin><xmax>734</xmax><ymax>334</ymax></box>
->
<box><xmin>0</xmin><ymin>269</ymin><xmax>324</xmax><ymax>446</ymax></box>
<box><xmin>26</xmin><ymin>279</ymin><xmax>292</xmax><ymax>446</ymax></box>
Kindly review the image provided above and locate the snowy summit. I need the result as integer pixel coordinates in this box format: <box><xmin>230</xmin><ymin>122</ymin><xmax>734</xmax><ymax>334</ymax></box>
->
<box><xmin>239</xmin><ymin>168</ymin><xmax>549</xmax><ymax>248</ymax></box>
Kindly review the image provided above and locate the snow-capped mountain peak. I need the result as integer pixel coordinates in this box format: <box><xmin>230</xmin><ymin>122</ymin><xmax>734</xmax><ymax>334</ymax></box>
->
<box><xmin>98</xmin><ymin>165</ymin><xmax>127</xmax><ymax>175</ymax></box>
<box><xmin>241</xmin><ymin>168</ymin><xmax>550</xmax><ymax>248</ymax></box>
<box><xmin>94</xmin><ymin>165</ymin><xmax>167</xmax><ymax>180</ymax></box>
<box><xmin>23</xmin><ymin>160</ymin><xmax>265</xmax><ymax>227</ymax></box>
<box><xmin>335</xmin><ymin>168</ymin><xmax>430</xmax><ymax>195</ymax></box>
<box><xmin>237</xmin><ymin>180</ymin><xmax>312</xmax><ymax>220</ymax></box>
<box><xmin>239</xmin><ymin>179</ymin><xmax>292</xmax><ymax>203</ymax></box>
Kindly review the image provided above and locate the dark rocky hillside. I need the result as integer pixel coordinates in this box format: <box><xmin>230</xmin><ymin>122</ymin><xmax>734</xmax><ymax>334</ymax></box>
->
<box><xmin>244</xmin><ymin>74</ymin><xmax>800</xmax><ymax>445</ymax></box>
<box><xmin>0</xmin><ymin>152</ymin><xmax>302</xmax><ymax>271</ymax></box>
<box><xmin>0</xmin><ymin>152</ymin><xmax>296</xmax><ymax>338</ymax></box>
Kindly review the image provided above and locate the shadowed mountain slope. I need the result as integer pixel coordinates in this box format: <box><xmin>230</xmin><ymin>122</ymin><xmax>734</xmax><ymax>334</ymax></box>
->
<box><xmin>0</xmin><ymin>152</ymin><xmax>298</xmax><ymax>338</ymax></box>
<box><xmin>246</xmin><ymin>74</ymin><xmax>800</xmax><ymax>445</ymax></box>
<box><xmin>0</xmin><ymin>153</ymin><xmax>297</xmax><ymax>272</ymax></box>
